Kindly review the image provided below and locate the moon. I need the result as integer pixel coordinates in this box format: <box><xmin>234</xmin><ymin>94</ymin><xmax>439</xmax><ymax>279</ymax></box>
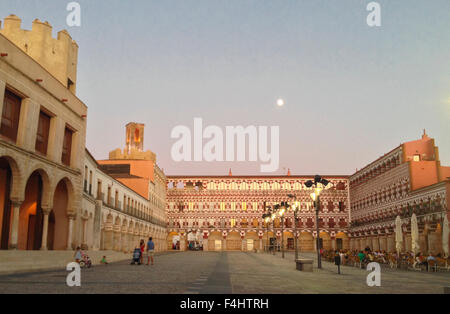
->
<box><xmin>276</xmin><ymin>98</ymin><xmax>285</xmax><ymax>107</ymax></box>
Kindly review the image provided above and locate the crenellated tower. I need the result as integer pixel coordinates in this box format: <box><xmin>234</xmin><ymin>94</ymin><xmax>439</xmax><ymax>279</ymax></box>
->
<box><xmin>0</xmin><ymin>14</ymin><xmax>79</xmax><ymax>93</ymax></box>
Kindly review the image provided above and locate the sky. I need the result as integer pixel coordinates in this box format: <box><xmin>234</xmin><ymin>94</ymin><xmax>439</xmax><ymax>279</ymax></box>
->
<box><xmin>1</xmin><ymin>0</ymin><xmax>449</xmax><ymax>176</ymax></box>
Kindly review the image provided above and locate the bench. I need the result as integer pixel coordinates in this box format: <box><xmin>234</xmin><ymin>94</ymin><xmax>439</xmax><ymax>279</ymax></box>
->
<box><xmin>296</xmin><ymin>259</ymin><xmax>313</xmax><ymax>272</ymax></box>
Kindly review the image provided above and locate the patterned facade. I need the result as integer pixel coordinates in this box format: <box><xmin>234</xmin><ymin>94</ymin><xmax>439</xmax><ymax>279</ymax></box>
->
<box><xmin>349</xmin><ymin>132</ymin><xmax>450</xmax><ymax>255</ymax></box>
<box><xmin>0</xmin><ymin>15</ymin><xmax>167</xmax><ymax>252</ymax></box>
<box><xmin>166</xmin><ymin>174</ymin><xmax>350</xmax><ymax>252</ymax></box>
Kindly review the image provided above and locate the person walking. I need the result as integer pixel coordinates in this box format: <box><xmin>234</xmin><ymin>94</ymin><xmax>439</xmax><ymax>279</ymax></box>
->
<box><xmin>146</xmin><ymin>237</ymin><xmax>155</xmax><ymax>265</ymax></box>
<box><xmin>74</xmin><ymin>246</ymin><xmax>82</xmax><ymax>264</ymax></box>
<box><xmin>139</xmin><ymin>239</ymin><xmax>145</xmax><ymax>264</ymax></box>
<box><xmin>334</xmin><ymin>251</ymin><xmax>341</xmax><ymax>274</ymax></box>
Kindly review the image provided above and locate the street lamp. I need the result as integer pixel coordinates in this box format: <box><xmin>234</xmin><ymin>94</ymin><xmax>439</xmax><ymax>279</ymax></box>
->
<box><xmin>305</xmin><ymin>175</ymin><xmax>330</xmax><ymax>269</ymax></box>
<box><xmin>278</xmin><ymin>203</ymin><xmax>287</xmax><ymax>259</ymax></box>
<box><xmin>288</xmin><ymin>194</ymin><xmax>299</xmax><ymax>261</ymax></box>
<box><xmin>262</xmin><ymin>203</ymin><xmax>273</xmax><ymax>254</ymax></box>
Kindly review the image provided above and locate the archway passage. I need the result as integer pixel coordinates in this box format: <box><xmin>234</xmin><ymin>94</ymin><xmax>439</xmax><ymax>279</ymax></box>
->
<box><xmin>208</xmin><ymin>231</ymin><xmax>222</xmax><ymax>251</ymax></box>
<box><xmin>0</xmin><ymin>158</ymin><xmax>12</xmax><ymax>249</ymax></box>
<box><xmin>51</xmin><ymin>180</ymin><xmax>70</xmax><ymax>250</ymax></box>
<box><xmin>18</xmin><ymin>171</ymin><xmax>44</xmax><ymax>250</ymax></box>
<box><xmin>226</xmin><ymin>232</ymin><xmax>241</xmax><ymax>250</ymax></box>
<box><xmin>299</xmin><ymin>232</ymin><xmax>314</xmax><ymax>252</ymax></box>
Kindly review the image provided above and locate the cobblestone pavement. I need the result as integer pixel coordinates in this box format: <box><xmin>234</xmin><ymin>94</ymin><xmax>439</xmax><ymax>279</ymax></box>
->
<box><xmin>0</xmin><ymin>251</ymin><xmax>448</xmax><ymax>294</ymax></box>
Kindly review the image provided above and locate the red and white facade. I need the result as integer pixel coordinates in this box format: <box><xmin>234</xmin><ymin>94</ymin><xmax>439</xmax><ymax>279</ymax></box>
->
<box><xmin>349</xmin><ymin>132</ymin><xmax>450</xmax><ymax>254</ymax></box>
<box><xmin>166</xmin><ymin>174</ymin><xmax>350</xmax><ymax>252</ymax></box>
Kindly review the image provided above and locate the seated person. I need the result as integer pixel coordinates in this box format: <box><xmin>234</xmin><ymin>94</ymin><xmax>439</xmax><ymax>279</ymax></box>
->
<box><xmin>100</xmin><ymin>256</ymin><xmax>108</xmax><ymax>265</ymax></box>
<box><xmin>357</xmin><ymin>251</ymin><xmax>366</xmax><ymax>263</ymax></box>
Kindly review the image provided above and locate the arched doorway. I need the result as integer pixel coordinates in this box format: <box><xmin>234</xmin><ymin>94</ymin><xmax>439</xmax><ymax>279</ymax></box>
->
<box><xmin>336</xmin><ymin>232</ymin><xmax>349</xmax><ymax>250</ymax></box>
<box><xmin>319</xmin><ymin>232</ymin><xmax>331</xmax><ymax>250</ymax></box>
<box><xmin>51</xmin><ymin>179</ymin><xmax>70</xmax><ymax>250</ymax></box>
<box><xmin>167</xmin><ymin>231</ymin><xmax>180</xmax><ymax>250</ymax></box>
<box><xmin>226</xmin><ymin>231</ymin><xmax>241</xmax><ymax>250</ymax></box>
<box><xmin>283</xmin><ymin>231</ymin><xmax>294</xmax><ymax>250</ymax></box>
<box><xmin>299</xmin><ymin>232</ymin><xmax>314</xmax><ymax>252</ymax></box>
<box><xmin>0</xmin><ymin>157</ymin><xmax>13</xmax><ymax>249</ymax></box>
<box><xmin>18</xmin><ymin>171</ymin><xmax>45</xmax><ymax>250</ymax></box>
<box><xmin>245</xmin><ymin>231</ymin><xmax>259</xmax><ymax>251</ymax></box>
<box><xmin>208</xmin><ymin>231</ymin><xmax>222</xmax><ymax>251</ymax></box>
<box><xmin>47</xmin><ymin>211</ymin><xmax>55</xmax><ymax>250</ymax></box>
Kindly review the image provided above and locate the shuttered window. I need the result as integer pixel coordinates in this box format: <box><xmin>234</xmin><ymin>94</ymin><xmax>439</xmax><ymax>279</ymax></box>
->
<box><xmin>35</xmin><ymin>111</ymin><xmax>51</xmax><ymax>155</ymax></box>
<box><xmin>1</xmin><ymin>90</ymin><xmax>22</xmax><ymax>142</ymax></box>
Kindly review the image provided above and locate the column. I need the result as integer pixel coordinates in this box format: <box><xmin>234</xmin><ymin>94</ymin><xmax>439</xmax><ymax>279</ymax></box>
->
<box><xmin>82</xmin><ymin>218</ymin><xmax>88</xmax><ymax>249</ymax></box>
<box><xmin>9</xmin><ymin>201</ymin><xmax>22</xmax><ymax>249</ymax></box>
<box><xmin>241</xmin><ymin>239</ymin><xmax>245</xmax><ymax>251</ymax></box>
<box><xmin>40</xmin><ymin>208</ymin><xmax>51</xmax><ymax>250</ymax></box>
<box><xmin>203</xmin><ymin>237</ymin><xmax>209</xmax><ymax>251</ymax></box>
<box><xmin>128</xmin><ymin>232</ymin><xmax>134</xmax><ymax>251</ymax></box>
<box><xmin>67</xmin><ymin>215</ymin><xmax>75</xmax><ymax>250</ymax></box>
<box><xmin>121</xmin><ymin>232</ymin><xmax>128</xmax><ymax>252</ymax></box>
<box><xmin>259</xmin><ymin>238</ymin><xmax>263</xmax><ymax>252</ymax></box>
<box><xmin>180</xmin><ymin>235</ymin><xmax>186</xmax><ymax>251</ymax></box>
<box><xmin>92</xmin><ymin>200</ymin><xmax>102</xmax><ymax>250</ymax></box>
<box><xmin>331</xmin><ymin>237</ymin><xmax>336</xmax><ymax>250</ymax></box>
<box><xmin>222</xmin><ymin>238</ymin><xmax>227</xmax><ymax>251</ymax></box>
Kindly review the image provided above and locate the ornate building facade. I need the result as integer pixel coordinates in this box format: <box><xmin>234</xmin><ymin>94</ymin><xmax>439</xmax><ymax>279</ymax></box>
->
<box><xmin>166</xmin><ymin>174</ymin><xmax>350</xmax><ymax>252</ymax></box>
<box><xmin>0</xmin><ymin>15</ymin><xmax>167</xmax><ymax>252</ymax></box>
<box><xmin>0</xmin><ymin>15</ymin><xmax>86</xmax><ymax>250</ymax></box>
<box><xmin>95</xmin><ymin>123</ymin><xmax>167</xmax><ymax>253</ymax></box>
<box><xmin>349</xmin><ymin>131</ymin><xmax>450</xmax><ymax>255</ymax></box>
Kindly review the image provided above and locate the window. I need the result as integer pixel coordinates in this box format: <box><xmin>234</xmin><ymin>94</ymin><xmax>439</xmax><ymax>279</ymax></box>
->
<box><xmin>107</xmin><ymin>186</ymin><xmax>111</xmax><ymax>205</ymax></box>
<box><xmin>35</xmin><ymin>111</ymin><xmax>50</xmax><ymax>155</ymax></box>
<box><xmin>413</xmin><ymin>154</ymin><xmax>420</xmax><ymax>162</ymax></box>
<box><xmin>220</xmin><ymin>202</ymin><xmax>225</xmax><ymax>211</ymax></box>
<box><xmin>241</xmin><ymin>202</ymin><xmax>247</xmax><ymax>211</ymax></box>
<box><xmin>1</xmin><ymin>90</ymin><xmax>22</xmax><ymax>142</ymax></box>
<box><xmin>61</xmin><ymin>127</ymin><xmax>73</xmax><ymax>166</ymax></box>
<box><xmin>230</xmin><ymin>219</ymin><xmax>236</xmax><ymax>227</ymax></box>
<box><xmin>67</xmin><ymin>78</ymin><xmax>75</xmax><ymax>93</ymax></box>
<box><xmin>89</xmin><ymin>171</ymin><xmax>93</xmax><ymax>195</ymax></box>
<box><xmin>83</xmin><ymin>166</ymin><xmax>88</xmax><ymax>192</ymax></box>
<box><xmin>231</xmin><ymin>202</ymin><xmax>236</xmax><ymax>211</ymax></box>
<box><xmin>97</xmin><ymin>180</ymin><xmax>102</xmax><ymax>200</ymax></box>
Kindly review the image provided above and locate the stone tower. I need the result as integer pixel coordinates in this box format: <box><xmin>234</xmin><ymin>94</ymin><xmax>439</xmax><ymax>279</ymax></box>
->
<box><xmin>108</xmin><ymin>123</ymin><xmax>155</xmax><ymax>162</ymax></box>
<box><xmin>0</xmin><ymin>15</ymin><xmax>79</xmax><ymax>93</ymax></box>
<box><xmin>126</xmin><ymin>122</ymin><xmax>145</xmax><ymax>153</ymax></box>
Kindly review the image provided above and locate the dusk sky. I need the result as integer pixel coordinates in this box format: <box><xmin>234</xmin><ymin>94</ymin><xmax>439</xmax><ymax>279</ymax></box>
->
<box><xmin>1</xmin><ymin>0</ymin><xmax>449</xmax><ymax>176</ymax></box>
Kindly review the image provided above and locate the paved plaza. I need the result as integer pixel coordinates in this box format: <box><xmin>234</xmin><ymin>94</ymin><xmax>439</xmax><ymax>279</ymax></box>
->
<box><xmin>0</xmin><ymin>251</ymin><xmax>449</xmax><ymax>294</ymax></box>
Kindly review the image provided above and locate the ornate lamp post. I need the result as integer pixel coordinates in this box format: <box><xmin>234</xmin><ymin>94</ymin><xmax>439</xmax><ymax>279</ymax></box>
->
<box><xmin>273</xmin><ymin>202</ymin><xmax>288</xmax><ymax>258</ymax></box>
<box><xmin>262</xmin><ymin>203</ymin><xmax>272</xmax><ymax>253</ymax></box>
<box><xmin>288</xmin><ymin>194</ymin><xmax>299</xmax><ymax>261</ymax></box>
<box><xmin>280</xmin><ymin>204</ymin><xmax>286</xmax><ymax>259</ymax></box>
<box><xmin>305</xmin><ymin>175</ymin><xmax>330</xmax><ymax>269</ymax></box>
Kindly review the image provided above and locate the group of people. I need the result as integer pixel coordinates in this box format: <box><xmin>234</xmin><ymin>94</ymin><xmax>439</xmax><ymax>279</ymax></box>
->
<box><xmin>322</xmin><ymin>247</ymin><xmax>446</xmax><ymax>272</ymax></box>
<box><xmin>73</xmin><ymin>237</ymin><xmax>156</xmax><ymax>267</ymax></box>
<box><xmin>133</xmin><ymin>237</ymin><xmax>155</xmax><ymax>265</ymax></box>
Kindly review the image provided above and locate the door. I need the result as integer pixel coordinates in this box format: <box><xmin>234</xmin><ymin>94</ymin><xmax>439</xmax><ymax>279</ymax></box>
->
<box><xmin>246</xmin><ymin>239</ymin><xmax>254</xmax><ymax>251</ymax></box>
<box><xmin>337</xmin><ymin>238</ymin><xmax>343</xmax><ymax>250</ymax></box>
<box><xmin>214</xmin><ymin>240</ymin><xmax>222</xmax><ymax>251</ymax></box>
<box><xmin>0</xmin><ymin>163</ymin><xmax>12</xmax><ymax>250</ymax></box>
<box><xmin>287</xmin><ymin>238</ymin><xmax>294</xmax><ymax>250</ymax></box>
